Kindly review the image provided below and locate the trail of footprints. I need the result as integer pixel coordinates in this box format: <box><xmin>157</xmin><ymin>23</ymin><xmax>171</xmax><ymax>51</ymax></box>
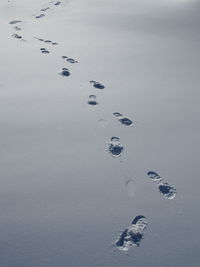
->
<box><xmin>7</xmin><ymin>0</ymin><xmax>177</xmax><ymax>254</ymax></box>
<box><xmin>10</xmin><ymin>20</ymin><xmax>24</xmax><ymax>40</ymax></box>
<box><xmin>34</xmin><ymin>37</ymin><xmax>58</xmax><ymax>45</ymax></box>
<box><xmin>35</xmin><ymin>0</ymin><xmax>62</xmax><ymax>19</ymax></box>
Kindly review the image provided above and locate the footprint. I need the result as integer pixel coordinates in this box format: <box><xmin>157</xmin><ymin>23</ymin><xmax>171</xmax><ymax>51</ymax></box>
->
<box><xmin>9</xmin><ymin>20</ymin><xmax>22</xmax><ymax>25</ymax></box>
<box><xmin>98</xmin><ymin>119</ymin><xmax>108</xmax><ymax>129</ymax></box>
<box><xmin>126</xmin><ymin>179</ymin><xmax>136</xmax><ymax>198</ymax></box>
<box><xmin>67</xmin><ymin>58</ymin><xmax>78</xmax><ymax>64</ymax></box>
<box><xmin>13</xmin><ymin>26</ymin><xmax>21</xmax><ymax>31</ymax></box>
<box><xmin>41</xmin><ymin>7</ymin><xmax>50</xmax><ymax>11</ymax></box>
<box><xmin>35</xmin><ymin>14</ymin><xmax>45</xmax><ymax>19</ymax></box>
<box><xmin>147</xmin><ymin>171</ymin><xmax>177</xmax><ymax>199</ymax></box>
<box><xmin>34</xmin><ymin>37</ymin><xmax>58</xmax><ymax>45</ymax></box>
<box><xmin>40</xmin><ymin>48</ymin><xmax>50</xmax><ymax>54</ymax></box>
<box><xmin>115</xmin><ymin>215</ymin><xmax>148</xmax><ymax>251</ymax></box>
<box><xmin>158</xmin><ymin>182</ymin><xmax>177</xmax><ymax>199</ymax></box>
<box><xmin>35</xmin><ymin>37</ymin><xmax>44</xmax><ymax>41</ymax></box>
<box><xmin>12</xmin><ymin>33</ymin><xmax>22</xmax><ymax>39</ymax></box>
<box><xmin>147</xmin><ymin>171</ymin><xmax>162</xmax><ymax>182</ymax></box>
<box><xmin>35</xmin><ymin>0</ymin><xmax>63</xmax><ymax>19</ymax></box>
<box><xmin>55</xmin><ymin>1</ymin><xmax>61</xmax><ymax>5</ymax></box>
<box><xmin>108</xmin><ymin>137</ymin><xmax>124</xmax><ymax>158</ymax></box>
<box><xmin>59</xmin><ymin>68</ymin><xmax>70</xmax><ymax>77</ymax></box>
<box><xmin>62</xmin><ymin>56</ymin><xmax>78</xmax><ymax>64</ymax></box>
<box><xmin>90</xmin><ymin>81</ymin><xmax>105</xmax><ymax>89</ymax></box>
<box><xmin>113</xmin><ymin>112</ymin><xmax>133</xmax><ymax>126</ymax></box>
<box><xmin>87</xmin><ymin>95</ymin><xmax>98</xmax><ymax>106</ymax></box>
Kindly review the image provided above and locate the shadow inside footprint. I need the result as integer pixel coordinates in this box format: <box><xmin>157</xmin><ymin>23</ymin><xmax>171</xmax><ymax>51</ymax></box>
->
<box><xmin>12</xmin><ymin>33</ymin><xmax>22</xmax><ymax>39</ymax></box>
<box><xmin>62</xmin><ymin>56</ymin><xmax>78</xmax><ymax>64</ymax></box>
<box><xmin>108</xmin><ymin>137</ymin><xmax>124</xmax><ymax>158</ymax></box>
<box><xmin>41</xmin><ymin>7</ymin><xmax>50</xmax><ymax>11</ymax></box>
<box><xmin>59</xmin><ymin>68</ymin><xmax>70</xmax><ymax>77</ymax></box>
<box><xmin>9</xmin><ymin>20</ymin><xmax>22</xmax><ymax>25</ymax></box>
<box><xmin>90</xmin><ymin>81</ymin><xmax>105</xmax><ymax>89</ymax></box>
<box><xmin>119</xmin><ymin>118</ymin><xmax>132</xmax><ymax>126</ymax></box>
<box><xmin>40</xmin><ymin>48</ymin><xmax>50</xmax><ymax>54</ymax></box>
<box><xmin>147</xmin><ymin>171</ymin><xmax>177</xmax><ymax>199</ymax></box>
<box><xmin>67</xmin><ymin>58</ymin><xmax>78</xmax><ymax>63</ymax></box>
<box><xmin>158</xmin><ymin>182</ymin><xmax>177</xmax><ymax>199</ymax></box>
<box><xmin>87</xmin><ymin>95</ymin><xmax>98</xmax><ymax>106</ymax></box>
<box><xmin>115</xmin><ymin>215</ymin><xmax>148</xmax><ymax>251</ymax></box>
<box><xmin>55</xmin><ymin>1</ymin><xmax>61</xmax><ymax>5</ymax></box>
<box><xmin>147</xmin><ymin>171</ymin><xmax>162</xmax><ymax>182</ymax></box>
<box><xmin>35</xmin><ymin>14</ymin><xmax>45</xmax><ymax>19</ymax></box>
<box><xmin>113</xmin><ymin>112</ymin><xmax>133</xmax><ymax>126</ymax></box>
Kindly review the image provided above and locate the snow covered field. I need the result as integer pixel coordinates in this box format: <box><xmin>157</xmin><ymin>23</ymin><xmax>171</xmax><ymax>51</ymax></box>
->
<box><xmin>0</xmin><ymin>0</ymin><xmax>200</xmax><ymax>266</ymax></box>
